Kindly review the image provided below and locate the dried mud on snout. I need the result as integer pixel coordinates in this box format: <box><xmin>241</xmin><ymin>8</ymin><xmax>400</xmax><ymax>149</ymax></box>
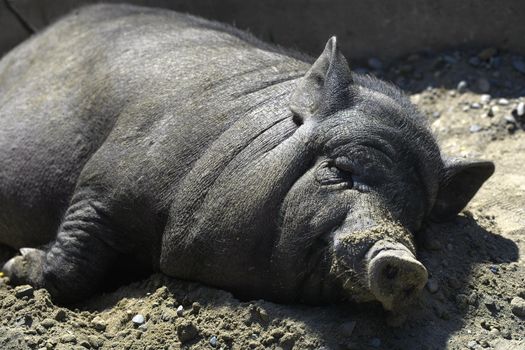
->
<box><xmin>1</xmin><ymin>49</ymin><xmax>525</xmax><ymax>350</ymax></box>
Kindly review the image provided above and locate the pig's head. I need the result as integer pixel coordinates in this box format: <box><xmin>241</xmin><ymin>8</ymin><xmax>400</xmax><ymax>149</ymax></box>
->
<box><xmin>274</xmin><ymin>37</ymin><xmax>494</xmax><ymax>311</ymax></box>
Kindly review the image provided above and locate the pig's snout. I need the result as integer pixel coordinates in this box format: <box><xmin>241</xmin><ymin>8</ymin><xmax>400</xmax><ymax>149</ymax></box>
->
<box><xmin>366</xmin><ymin>241</ymin><xmax>428</xmax><ymax>311</ymax></box>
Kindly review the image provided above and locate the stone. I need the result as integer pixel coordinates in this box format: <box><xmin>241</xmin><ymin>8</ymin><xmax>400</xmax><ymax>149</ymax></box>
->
<box><xmin>367</xmin><ymin>57</ymin><xmax>383</xmax><ymax>70</ymax></box>
<box><xmin>176</xmin><ymin>305</ymin><xmax>184</xmax><ymax>317</ymax></box>
<box><xmin>512</xmin><ymin>57</ymin><xmax>525</xmax><ymax>74</ymax></box>
<box><xmin>426</xmin><ymin>278</ymin><xmax>439</xmax><ymax>293</ymax></box>
<box><xmin>457</xmin><ymin>80</ymin><xmax>468</xmax><ymax>93</ymax></box>
<box><xmin>515</xmin><ymin>102</ymin><xmax>525</xmax><ymax>117</ymax></box>
<box><xmin>14</xmin><ymin>285</ymin><xmax>34</xmax><ymax>299</ymax></box>
<box><xmin>54</xmin><ymin>310</ymin><xmax>67</xmax><ymax>322</ymax></box>
<box><xmin>132</xmin><ymin>314</ymin><xmax>145</xmax><ymax>326</ymax></box>
<box><xmin>469</xmin><ymin>124</ymin><xmax>482</xmax><ymax>133</ymax></box>
<box><xmin>87</xmin><ymin>335</ymin><xmax>104</xmax><ymax>348</ymax></box>
<box><xmin>40</xmin><ymin>318</ymin><xmax>56</xmax><ymax>329</ymax></box>
<box><xmin>209</xmin><ymin>335</ymin><xmax>218</xmax><ymax>347</ymax></box>
<box><xmin>338</xmin><ymin>321</ymin><xmax>356</xmax><ymax>337</ymax></box>
<box><xmin>370</xmin><ymin>338</ymin><xmax>381</xmax><ymax>348</ymax></box>
<box><xmin>510</xmin><ymin>297</ymin><xmax>525</xmax><ymax>317</ymax></box>
<box><xmin>468</xmin><ymin>56</ymin><xmax>481</xmax><ymax>66</ymax></box>
<box><xmin>176</xmin><ymin>320</ymin><xmax>198</xmax><ymax>343</ymax></box>
<box><xmin>91</xmin><ymin>316</ymin><xmax>107</xmax><ymax>331</ymax></box>
<box><xmin>478</xmin><ymin>47</ymin><xmax>497</xmax><ymax>60</ymax></box>
<box><xmin>60</xmin><ymin>334</ymin><xmax>76</xmax><ymax>344</ymax></box>
<box><xmin>476</xmin><ymin>78</ymin><xmax>490</xmax><ymax>93</ymax></box>
<box><xmin>191</xmin><ymin>302</ymin><xmax>201</xmax><ymax>315</ymax></box>
<box><xmin>480</xmin><ymin>94</ymin><xmax>491</xmax><ymax>104</ymax></box>
<box><xmin>497</xmin><ymin>98</ymin><xmax>509</xmax><ymax>106</ymax></box>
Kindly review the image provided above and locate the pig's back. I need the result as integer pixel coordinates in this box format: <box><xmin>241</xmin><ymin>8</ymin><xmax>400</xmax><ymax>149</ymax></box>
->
<box><xmin>0</xmin><ymin>4</ymin><xmax>308</xmax><ymax>248</ymax></box>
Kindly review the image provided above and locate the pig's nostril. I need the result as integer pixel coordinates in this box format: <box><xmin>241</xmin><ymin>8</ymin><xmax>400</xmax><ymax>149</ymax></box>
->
<box><xmin>383</xmin><ymin>264</ymin><xmax>398</xmax><ymax>280</ymax></box>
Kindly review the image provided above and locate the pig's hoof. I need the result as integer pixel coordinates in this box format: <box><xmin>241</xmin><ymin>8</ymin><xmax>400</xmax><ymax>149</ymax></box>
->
<box><xmin>1</xmin><ymin>248</ymin><xmax>45</xmax><ymax>287</ymax></box>
<box><xmin>367</xmin><ymin>247</ymin><xmax>428</xmax><ymax>311</ymax></box>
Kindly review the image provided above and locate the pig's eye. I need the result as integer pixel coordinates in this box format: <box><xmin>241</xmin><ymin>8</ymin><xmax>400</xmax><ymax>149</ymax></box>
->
<box><xmin>315</xmin><ymin>161</ymin><xmax>354</xmax><ymax>188</ymax></box>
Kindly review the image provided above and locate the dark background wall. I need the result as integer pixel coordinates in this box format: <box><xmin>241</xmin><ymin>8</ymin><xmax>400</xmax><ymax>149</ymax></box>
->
<box><xmin>1</xmin><ymin>0</ymin><xmax>525</xmax><ymax>61</ymax></box>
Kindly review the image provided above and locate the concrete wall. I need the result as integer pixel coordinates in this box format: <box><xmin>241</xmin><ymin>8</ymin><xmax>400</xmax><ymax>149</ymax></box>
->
<box><xmin>1</xmin><ymin>0</ymin><xmax>525</xmax><ymax>61</ymax></box>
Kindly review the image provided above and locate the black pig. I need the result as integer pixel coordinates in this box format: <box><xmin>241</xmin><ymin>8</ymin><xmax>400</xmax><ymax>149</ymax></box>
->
<box><xmin>0</xmin><ymin>4</ymin><xmax>494</xmax><ymax>310</ymax></box>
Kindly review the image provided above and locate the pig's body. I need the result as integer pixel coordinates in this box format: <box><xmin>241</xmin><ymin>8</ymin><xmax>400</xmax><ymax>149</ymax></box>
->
<box><xmin>0</xmin><ymin>4</ymin><xmax>494</xmax><ymax>309</ymax></box>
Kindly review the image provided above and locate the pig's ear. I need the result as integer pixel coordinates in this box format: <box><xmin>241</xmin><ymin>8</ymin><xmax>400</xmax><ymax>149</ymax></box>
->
<box><xmin>430</xmin><ymin>158</ymin><xmax>495</xmax><ymax>221</ymax></box>
<box><xmin>290</xmin><ymin>36</ymin><xmax>352</xmax><ymax>124</ymax></box>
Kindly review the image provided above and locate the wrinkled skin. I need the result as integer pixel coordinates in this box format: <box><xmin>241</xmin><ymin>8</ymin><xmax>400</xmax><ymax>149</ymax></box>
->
<box><xmin>0</xmin><ymin>4</ymin><xmax>494</xmax><ymax>310</ymax></box>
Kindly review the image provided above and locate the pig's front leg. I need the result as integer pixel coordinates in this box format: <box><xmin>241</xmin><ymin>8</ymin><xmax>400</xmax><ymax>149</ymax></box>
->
<box><xmin>2</xmin><ymin>192</ymin><xmax>118</xmax><ymax>303</ymax></box>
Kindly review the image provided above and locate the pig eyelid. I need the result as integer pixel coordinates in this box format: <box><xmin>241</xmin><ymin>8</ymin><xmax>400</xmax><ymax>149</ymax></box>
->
<box><xmin>315</xmin><ymin>160</ymin><xmax>354</xmax><ymax>189</ymax></box>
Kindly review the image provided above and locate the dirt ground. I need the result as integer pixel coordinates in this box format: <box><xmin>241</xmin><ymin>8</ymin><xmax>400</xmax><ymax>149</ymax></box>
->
<box><xmin>0</xmin><ymin>48</ymin><xmax>524</xmax><ymax>350</ymax></box>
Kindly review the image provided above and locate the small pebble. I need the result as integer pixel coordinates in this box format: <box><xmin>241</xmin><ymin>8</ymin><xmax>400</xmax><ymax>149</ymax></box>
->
<box><xmin>209</xmin><ymin>335</ymin><xmax>218</xmax><ymax>347</ymax></box>
<box><xmin>91</xmin><ymin>316</ymin><xmax>107</xmax><ymax>332</ymax></box>
<box><xmin>370</xmin><ymin>337</ymin><xmax>381</xmax><ymax>348</ymax></box>
<box><xmin>489</xmin><ymin>328</ymin><xmax>500</xmax><ymax>337</ymax></box>
<box><xmin>426</xmin><ymin>278</ymin><xmax>439</xmax><ymax>293</ymax></box>
<box><xmin>457</xmin><ymin>80</ymin><xmax>468</xmax><ymax>93</ymax></box>
<box><xmin>516</xmin><ymin>102</ymin><xmax>525</xmax><ymax>117</ymax></box>
<box><xmin>470</xmin><ymin>102</ymin><xmax>481</xmax><ymax>109</ymax></box>
<box><xmin>476</xmin><ymin>78</ymin><xmax>490</xmax><ymax>93</ymax></box>
<box><xmin>191</xmin><ymin>302</ymin><xmax>201</xmax><ymax>315</ymax></box>
<box><xmin>512</xmin><ymin>57</ymin><xmax>525</xmax><ymax>74</ymax></box>
<box><xmin>504</xmin><ymin>115</ymin><xmax>516</xmax><ymax>124</ymax></box>
<box><xmin>480</xmin><ymin>94</ymin><xmax>491</xmax><ymax>104</ymax></box>
<box><xmin>176</xmin><ymin>305</ymin><xmax>184</xmax><ymax>317</ymax></box>
<box><xmin>54</xmin><ymin>310</ymin><xmax>67</xmax><ymax>322</ymax></box>
<box><xmin>367</xmin><ymin>57</ymin><xmax>383</xmax><ymax>70</ymax></box>
<box><xmin>424</xmin><ymin>237</ymin><xmax>442</xmax><ymax>251</ymax></box>
<box><xmin>510</xmin><ymin>297</ymin><xmax>525</xmax><ymax>317</ymax></box>
<box><xmin>40</xmin><ymin>318</ymin><xmax>56</xmax><ymax>329</ymax></box>
<box><xmin>497</xmin><ymin>98</ymin><xmax>509</xmax><ymax>106</ymax></box>
<box><xmin>60</xmin><ymin>334</ymin><xmax>77</xmax><ymax>344</ymax></box>
<box><xmin>443</xmin><ymin>55</ymin><xmax>458</xmax><ymax>64</ymax></box>
<box><xmin>469</xmin><ymin>124</ymin><xmax>482</xmax><ymax>133</ymax></box>
<box><xmin>432</xmin><ymin>111</ymin><xmax>441</xmax><ymax>118</ymax></box>
<box><xmin>338</xmin><ymin>321</ymin><xmax>356</xmax><ymax>337</ymax></box>
<box><xmin>478</xmin><ymin>47</ymin><xmax>497</xmax><ymax>60</ymax></box>
<box><xmin>14</xmin><ymin>285</ymin><xmax>34</xmax><ymax>299</ymax></box>
<box><xmin>467</xmin><ymin>340</ymin><xmax>477</xmax><ymax>349</ymax></box>
<box><xmin>176</xmin><ymin>320</ymin><xmax>199</xmax><ymax>343</ymax></box>
<box><xmin>132</xmin><ymin>314</ymin><xmax>145</xmax><ymax>326</ymax></box>
<box><xmin>468</xmin><ymin>56</ymin><xmax>481</xmax><ymax>66</ymax></box>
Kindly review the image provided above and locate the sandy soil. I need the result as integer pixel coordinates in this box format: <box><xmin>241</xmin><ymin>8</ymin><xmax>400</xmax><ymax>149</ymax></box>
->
<box><xmin>1</xmin><ymin>48</ymin><xmax>524</xmax><ymax>350</ymax></box>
